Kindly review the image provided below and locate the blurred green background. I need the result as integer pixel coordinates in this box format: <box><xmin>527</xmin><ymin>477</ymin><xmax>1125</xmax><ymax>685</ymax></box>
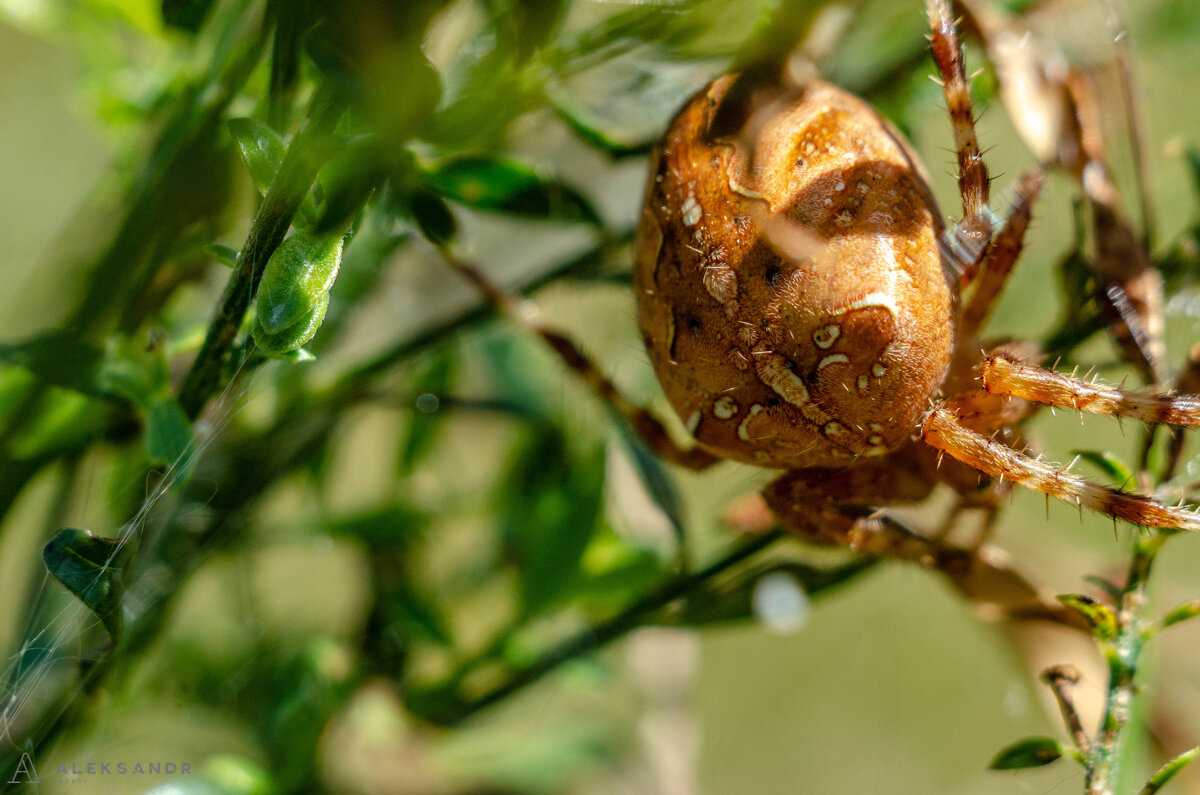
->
<box><xmin>1</xmin><ymin>0</ymin><xmax>1200</xmax><ymax>793</ymax></box>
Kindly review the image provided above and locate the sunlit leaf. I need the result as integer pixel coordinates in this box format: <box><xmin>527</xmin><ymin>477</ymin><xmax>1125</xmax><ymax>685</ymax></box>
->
<box><xmin>423</xmin><ymin>156</ymin><xmax>601</xmax><ymax>225</ymax></box>
<box><xmin>1140</xmin><ymin>746</ymin><xmax>1200</xmax><ymax>794</ymax></box>
<box><xmin>1057</xmin><ymin>594</ymin><xmax>1118</xmax><ymax>642</ymax></box>
<box><xmin>229</xmin><ymin>117</ymin><xmax>286</xmax><ymax>195</ymax></box>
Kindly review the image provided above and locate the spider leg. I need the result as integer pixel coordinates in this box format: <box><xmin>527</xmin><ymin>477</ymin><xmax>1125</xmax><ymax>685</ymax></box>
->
<box><xmin>921</xmin><ymin>405</ymin><xmax>1200</xmax><ymax>531</ymax></box>
<box><xmin>980</xmin><ymin>353</ymin><xmax>1200</xmax><ymax>426</ymax></box>
<box><xmin>443</xmin><ymin>253</ymin><xmax>719</xmax><ymax>471</ymax></box>
<box><xmin>927</xmin><ymin>0</ymin><xmax>993</xmax><ymax>266</ymax></box>
<box><xmin>957</xmin><ymin>171</ymin><xmax>1043</xmax><ymax>339</ymax></box>
<box><xmin>759</xmin><ymin>464</ymin><xmax>1081</xmax><ymax>626</ymax></box>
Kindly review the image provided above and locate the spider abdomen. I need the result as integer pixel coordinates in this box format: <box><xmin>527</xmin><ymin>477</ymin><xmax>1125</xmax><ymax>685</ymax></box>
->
<box><xmin>635</xmin><ymin>76</ymin><xmax>959</xmax><ymax>468</ymax></box>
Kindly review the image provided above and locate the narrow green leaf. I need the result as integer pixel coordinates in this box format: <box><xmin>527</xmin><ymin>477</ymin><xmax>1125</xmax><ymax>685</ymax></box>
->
<box><xmin>1140</xmin><ymin>747</ymin><xmax>1200</xmax><ymax>794</ymax></box>
<box><xmin>409</xmin><ymin>189</ymin><xmax>458</xmax><ymax>248</ymax></box>
<box><xmin>989</xmin><ymin>736</ymin><xmax>1064</xmax><ymax>770</ymax></box>
<box><xmin>1071</xmin><ymin>450</ymin><xmax>1135</xmax><ymax>488</ymax></box>
<box><xmin>1160</xmin><ymin>600</ymin><xmax>1200</xmax><ymax>631</ymax></box>
<box><xmin>613</xmin><ymin>427</ymin><xmax>687</xmax><ymax>555</ymax></box>
<box><xmin>551</xmin><ymin>100</ymin><xmax>652</xmax><ymax>157</ymax></box>
<box><xmin>43</xmin><ymin>528</ymin><xmax>131</xmax><ymax>638</ymax></box>
<box><xmin>1084</xmin><ymin>575</ymin><xmax>1123</xmax><ymax>602</ymax></box>
<box><xmin>1058</xmin><ymin>594</ymin><xmax>1118</xmax><ymax>642</ymax></box>
<box><xmin>206</xmin><ymin>243</ymin><xmax>240</xmax><ymax>268</ymax></box>
<box><xmin>423</xmin><ymin>156</ymin><xmax>601</xmax><ymax>225</ymax></box>
<box><xmin>145</xmin><ymin>395</ymin><xmax>193</xmax><ymax>473</ymax></box>
<box><xmin>228</xmin><ymin>118</ymin><xmax>287</xmax><ymax>195</ymax></box>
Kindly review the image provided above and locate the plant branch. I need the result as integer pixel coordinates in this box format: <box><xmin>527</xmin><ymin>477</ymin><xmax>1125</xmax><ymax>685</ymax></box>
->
<box><xmin>424</xmin><ymin>528</ymin><xmax>787</xmax><ymax>725</ymax></box>
<box><xmin>1042</xmin><ymin>664</ymin><xmax>1091</xmax><ymax>757</ymax></box>
<box><xmin>178</xmin><ymin>86</ymin><xmax>340</xmax><ymax>419</ymax></box>
<box><xmin>1084</xmin><ymin>529</ymin><xmax>1168</xmax><ymax>795</ymax></box>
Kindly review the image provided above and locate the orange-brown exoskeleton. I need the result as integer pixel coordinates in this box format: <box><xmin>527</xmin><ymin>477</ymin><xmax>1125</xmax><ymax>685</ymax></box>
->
<box><xmin>447</xmin><ymin>0</ymin><xmax>1200</xmax><ymax>588</ymax></box>
<box><xmin>629</xmin><ymin>0</ymin><xmax>1200</xmax><ymax>545</ymax></box>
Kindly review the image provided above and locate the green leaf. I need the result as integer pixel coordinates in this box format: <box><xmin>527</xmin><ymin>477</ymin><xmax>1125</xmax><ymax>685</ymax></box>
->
<box><xmin>202</xmin><ymin>753</ymin><xmax>276</xmax><ymax>795</ymax></box>
<box><xmin>228</xmin><ymin>117</ymin><xmax>287</xmax><ymax>195</ymax></box>
<box><xmin>499</xmin><ymin>428</ymin><xmax>606</xmax><ymax>614</ymax></box>
<box><xmin>43</xmin><ymin>528</ymin><xmax>132</xmax><ymax>638</ymax></box>
<box><xmin>613</xmin><ymin>427</ymin><xmax>687</xmax><ymax>555</ymax></box>
<box><xmin>1084</xmin><ymin>575</ymin><xmax>1123</xmax><ymax>602</ymax></box>
<box><xmin>989</xmin><ymin>736</ymin><xmax>1064</xmax><ymax>770</ymax></box>
<box><xmin>1159</xmin><ymin>600</ymin><xmax>1200</xmax><ymax>631</ymax></box>
<box><xmin>423</xmin><ymin>156</ymin><xmax>601</xmax><ymax>225</ymax></box>
<box><xmin>161</xmin><ymin>0</ymin><xmax>214</xmax><ymax>32</ymax></box>
<box><xmin>1140</xmin><ymin>746</ymin><xmax>1200</xmax><ymax>794</ymax></box>
<box><xmin>409</xmin><ymin>189</ymin><xmax>458</xmax><ymax>248</ymax></box>
<box><xmin>145</xmin><ymin>395</ymin><xmax>193</xmax><ymax>474</ymax></box>
<box><xmin>1071</xmin><ymin>450</ymin><xmax>1135</xmax><ymax>488</ymax></box>
<box><xmin>551</xmin><ymin>100</ymin><xmax>652</xmax><ymax>158</ymax></box>
<box><xmin>206</xmin><ymin>243</ymin><xmax>240</xmax><ymax>268</ymax></box>
<box><xmin>1058</xmin><ymin>594</ymin><xmax>1118</xmax><ymax>642</ymax></box>
<box><xmin>0</xmin><ymin>334</ymin><xmax>105</xmax><ymax>396</ymax></box>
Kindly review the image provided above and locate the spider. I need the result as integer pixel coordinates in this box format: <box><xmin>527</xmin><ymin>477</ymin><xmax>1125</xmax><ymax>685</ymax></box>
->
<box><xmin>445</xmin><ymin>0</ymin><xmax>1200</xmax><ymax>585</ymax></box>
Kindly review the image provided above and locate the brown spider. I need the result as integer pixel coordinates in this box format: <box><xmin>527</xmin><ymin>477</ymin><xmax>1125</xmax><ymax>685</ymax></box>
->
<box><xmin>446</xmin><ymin>0</ymin><xmax>1200</xmax><ymax>592</ymax></box>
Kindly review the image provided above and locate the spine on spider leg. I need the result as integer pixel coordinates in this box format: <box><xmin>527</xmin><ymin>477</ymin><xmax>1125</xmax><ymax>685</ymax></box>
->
<box><xmin>982</xmin><ymin>354</ymin><xmax>1200</xmax><ymax>425</ymax></box>
<box><xmin>921</xmin><ymin>407</ymin><xmax>1200</xmax><ymax>532</ymax></box>
<box><xmin>926</xmin><ymin>0</ymin><xmax>990</xmax><ymax>240</ymax></box>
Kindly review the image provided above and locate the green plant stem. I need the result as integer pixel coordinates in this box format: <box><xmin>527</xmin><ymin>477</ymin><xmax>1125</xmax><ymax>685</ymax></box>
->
<box><xmin>178</xmin><ymin>86</ymin><xmax>339</xmax><ymax>419</ymax></box>
<box><xmin>1085</xmin><ymin>529</ymin><xmax>1168</xmax><ymax>795</ymax></box>
<box><xmin>427</xmin><ymin>528</ymin><xmax>787</xmax><ymax>725</ymax></box>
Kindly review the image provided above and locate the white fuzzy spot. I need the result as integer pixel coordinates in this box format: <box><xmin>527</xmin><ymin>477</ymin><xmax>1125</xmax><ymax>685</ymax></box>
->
<box><xmin>857</xmin><ymin>375</ymin><xmax>869</xmax><ymax>392</ymax></box>
<box><xmin>713</xmin><ymin>396</ymin><xmax>738</xmax><ymax>420</ymax></box>
<box><xmin>812</xmin><ymin>325</ymin><xmax>840</xmax><ymax>349</ymax></box>
<box><xmin>685</xmin><ymin>410</ymin><xmax>701</xmax><ymax>434</ymax></box>
<box><xmin>738</xmin><ymin>404</ymin><xmax>764</xmax><ymax>441</ymax></box>
<box><xmin>872</xmin><ymin>363</ymin><xmax>886</xmax><ymax>377</ymax></box>
<box><xmin>681</xmin><ymin>196</ymin><xmax>701</xmax><ymax>226</ymax></box>
<box><xmin>753</xmin><ymin>572</ymin><xmax>809</xmax><ymax>634</ymax></box>
<box><xmin>818</xmin><ymin>354</ymin><xmax>849</xmax><ymax>370</ymax></box>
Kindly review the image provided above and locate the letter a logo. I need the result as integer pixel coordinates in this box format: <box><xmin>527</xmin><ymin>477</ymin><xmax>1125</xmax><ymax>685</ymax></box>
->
<box><xmin>8</xmin><ymin>752</ymin><xmax>39</xmax><ymax>784</ymax></box>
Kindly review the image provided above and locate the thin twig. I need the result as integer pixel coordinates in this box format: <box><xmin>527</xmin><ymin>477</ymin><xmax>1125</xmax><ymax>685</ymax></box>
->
<box><xmin>1042</xmin><ymin>664</ymin><xmax>1091</xmax><ymax>756</ymax></box>
<box><xmin>425</xmin><ymin>528</ymin><xmax>787</xmax><ymax>725</ymax></box>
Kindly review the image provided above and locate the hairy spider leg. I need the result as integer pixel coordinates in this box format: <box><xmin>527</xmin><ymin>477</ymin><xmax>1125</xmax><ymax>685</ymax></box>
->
<box><xmin>442</xmin><ymin>253</ymin><xmax>719</xmax><ymax>471</ymax></box>
<box><xmin>762</xmin><ymin>462</ymin><xmax>1079</xmax><ymax>624</ymax></box>
<box><xmin>927</xmin><ymin>0</ymin><xmax>993</xmax><ymax>267</ymax></box>
<box><xmin>921</xmin><ymin>405</ymin><xmax>1200</xmax><ymax>531</ymax></box>
<box><xmin>981</xmin><ymin>353</ymin><xmax>1200</xmax><ymax>426</ymax></box>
